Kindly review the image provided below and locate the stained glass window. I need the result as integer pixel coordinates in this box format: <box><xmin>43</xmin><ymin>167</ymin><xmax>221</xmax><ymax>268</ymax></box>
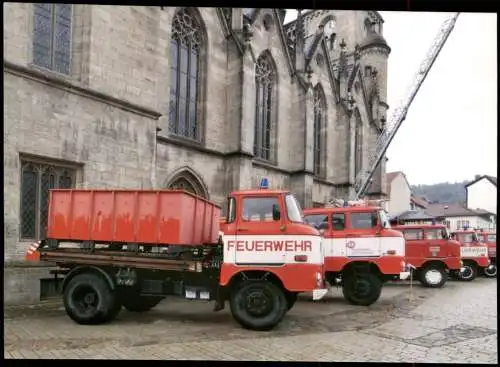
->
<box><xmin>33</xmin><ymin>3</ymin><xmax>72</xmax><ymax>74</ymax></box>
<box><xmin>313</xmin><ymin>84</ymin><xmax>326</xmax><ymax>177</ymax></box>
<box><xmin>168</xmin><ymin>8</ymin><xmax>203</xmax><ymax>141</ymax></box>
<box><xmin>254</xmin><ymin>53</ymin><xmax>276</xmax><ymax>161</ymax></box>
<box><xmin>20</xmin><ymin>161</ymin><xmax>76</xmax><ymax>240</ymax></box>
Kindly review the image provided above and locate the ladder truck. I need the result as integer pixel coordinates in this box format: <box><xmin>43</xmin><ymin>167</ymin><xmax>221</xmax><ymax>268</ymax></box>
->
<box><xmin>339</xmin><ymin>12</ymin><xmax>460</xmax><ymax>204</ymax></box>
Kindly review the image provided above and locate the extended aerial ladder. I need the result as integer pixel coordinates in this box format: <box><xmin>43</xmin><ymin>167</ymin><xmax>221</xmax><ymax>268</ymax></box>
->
<box><xmin>342</xmin><ymin>12</ymin><xmax>461</xmax><ymax>203</ymax></box>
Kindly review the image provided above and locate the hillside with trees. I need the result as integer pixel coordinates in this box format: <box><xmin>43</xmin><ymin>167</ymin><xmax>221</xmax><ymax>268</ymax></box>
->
<box><xmin>411</xmin><ymin>181</ymin><xmax>468</xmax><ymax>204</ymax></box>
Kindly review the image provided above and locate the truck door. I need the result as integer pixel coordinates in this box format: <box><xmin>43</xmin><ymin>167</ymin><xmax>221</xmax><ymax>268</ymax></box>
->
<box><xmin>330</xmin><ymin>213</ymin><xmax>348</xmax><ymax>258</ymax></box>
<box><xmin>425</xmin><ymin>228</ymin><xmax>445</xmax><ymax>259</ymax></box>
<box><xmin>403</xmin><ymin>229</ymin><xmax>425</xmax><ymax>267</ymax></box>
<box><xmin>234</xmin><ymin>195</ymin><xmax>286</xmax><ymax>265</ymax></box>
<box><xmin>304</xmin><ymin>213</ymin><xmax>331</xmax><ymax>256</ymax></box>
<box><xmin>345</xmin><ymin>211</ymin><xmax>381</xmax><ymax>257</ymax></box>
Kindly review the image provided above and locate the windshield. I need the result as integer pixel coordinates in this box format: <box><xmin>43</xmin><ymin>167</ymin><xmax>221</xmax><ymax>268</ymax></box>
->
<box><xmin>458</xmin><ymin>233</ymin><xmax>476</xmax><ymax>243</ymax></box>
<box><xmin>425</xmin><ymin>229</ymin><xmax>445</xmax><ymax>240</ymax></box>
<box><xmin>304</xmin><ymin>214</ymin><xmax>328</xmax><ymax>230</ymax></box>
<box><xmin>378</xmin><ymin>210</ymin><xmax>391</xmax><ymax>229</ymax></box>
<box><xmin>285</xmin><ymin>194</ymin><xmax>304</xmax><ymax>223</ymax></box>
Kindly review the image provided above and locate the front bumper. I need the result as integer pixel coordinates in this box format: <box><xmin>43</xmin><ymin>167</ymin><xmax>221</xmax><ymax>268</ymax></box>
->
<box><xmin>399</xmin><ymin>271</ymin><xmax>411</xmax><ymax>280</ymax></box>
<box><xmin>312</xmin><ymin>288</ymin><xmax>329</xmax><ymax>301</ymax></box>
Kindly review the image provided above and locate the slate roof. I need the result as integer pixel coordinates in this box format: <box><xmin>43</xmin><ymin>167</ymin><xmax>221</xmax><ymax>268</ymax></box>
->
<box><xmin>424</xmin><ymin>203</ymin><xmax>494</xmax><ymax>218</ymax></box>
<box><xmin>411</xmin><ymin>195</ymin><xmax>429</xmax><ymax>209</ymax></box>
<box><xmin>390</xmin><ymin>210</ymin><xmax>436</xmax><ymax>221</ymax></box>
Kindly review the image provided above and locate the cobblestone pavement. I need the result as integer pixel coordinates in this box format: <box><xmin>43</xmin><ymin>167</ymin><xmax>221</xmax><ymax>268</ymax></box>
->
<box><xmin>4</xmin><ymin>278</ymin><xmax>497</xmax><ymax>363</ymax></box>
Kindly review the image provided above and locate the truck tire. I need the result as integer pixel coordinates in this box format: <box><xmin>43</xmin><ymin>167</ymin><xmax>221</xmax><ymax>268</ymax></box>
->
<box><xmin>483</xmin><ymin>263</ymin><xmax>497</xmax><ymax>278</ymax></box>
<box><xmin>229</xmin><ymin>280</ymin><xmax>287</xmax><ymax>331</ymax></box>
<box><xmin>122</xmin><ymin>296</ymin><xmax>164</xmax><ymax>312</ymax></box>
<box><xmin>418</xmin><ymin>265</ymin><xmax>446</xmax><ymax>288</ymax></box>
<box><xmin>285</xmin><ymin>292</ymin><xmax>298</xmax><ymax>311</ymax></box>
<box><xmin>63</xmin><ymin>273</ymin><xmax>117</xmax><ymax>325</ymax></box>
<box><xmin>342</xmin><ymin>273</ymin><xmax>382</xmax><ymax>306</ymax></box>
<box><xmin>458</xmin><ymin>262</ymin><xmax>477</xmax><ymax>282</ymax></box>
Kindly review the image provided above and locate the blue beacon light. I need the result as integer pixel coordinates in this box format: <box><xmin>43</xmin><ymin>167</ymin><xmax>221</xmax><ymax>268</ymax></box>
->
<box><xmin>259</xmin><ymin>177</ymin><xmax>269</xmax><ymax>189</ymax></box>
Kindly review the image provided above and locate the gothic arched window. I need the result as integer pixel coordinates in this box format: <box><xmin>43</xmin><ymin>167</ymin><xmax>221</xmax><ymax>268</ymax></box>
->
<box><xmin>254</xmin><ymin>52</ymin><xmax>277</xmax><ymax>162</ymax></box>
<box><xmin>354</xmin><ymin>111</ymin><xmax>363</xmax><ymax>177</ymax></box>
<box><xmin>166</xmin><ymin>169</ymin><xmax>208</xmax><ymax>199</ymax></box>
<box><xmin>169</xmin><ymin>8</ymin><xmax>204</xmax><ymax>141</ymax></box>
<box><xmin>313</xmin><ymin>84</ymin><xmax>327</xmax><ymax>177</ymax></box>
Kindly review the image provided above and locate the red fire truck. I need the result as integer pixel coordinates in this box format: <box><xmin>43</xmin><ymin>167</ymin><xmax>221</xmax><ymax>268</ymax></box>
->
<box><xmin>303</xmin><ymin>202</ymin><xmax>409</xmax><ymax>307</ymax></box>
<box><xmin>25</xmin><ymin>180</ymin><xmax>327</xmax><ymax>331</ymax></box>
<box><xmin>450</xmin><ymin>230</ymin><xmax>490</xmax><ymax>281</ymax></box>
<box><xmin>392</xmin><ymin>224</ymin><xmax>462</xmax><ymax>288</ymax></box>
<box><xmin>476</xmin><ymin>230</ymin><xmax>497</xmax><ymax>277</ymax></box>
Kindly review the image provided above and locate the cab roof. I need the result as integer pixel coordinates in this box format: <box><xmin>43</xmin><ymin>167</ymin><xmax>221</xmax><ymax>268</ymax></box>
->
<box><xmin>229</xmin><ymin>189</ymin><xmax>289</xmax><ymax>196</ymax></box>
<box><xmin>303</xmin><ymin>206</ymin><xmax>381</xmax><ymax>214</ymax></box>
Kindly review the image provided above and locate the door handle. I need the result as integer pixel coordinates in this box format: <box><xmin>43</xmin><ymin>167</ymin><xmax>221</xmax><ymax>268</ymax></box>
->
<box><xmin>237</xmin><ymin>228</ymin><xmax>249</xmax><ymax>232</ymax></box>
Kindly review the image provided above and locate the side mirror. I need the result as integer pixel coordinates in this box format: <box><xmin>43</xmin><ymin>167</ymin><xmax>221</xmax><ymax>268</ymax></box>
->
<box><xmin>272</xmin><ymin>204</ymin><xmax>281</xmax><ymax>221</ymax></box>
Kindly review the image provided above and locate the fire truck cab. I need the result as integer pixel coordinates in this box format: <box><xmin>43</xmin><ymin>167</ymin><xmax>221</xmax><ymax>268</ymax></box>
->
<box><xmin>476</xmin><ymin>230</ymin><xmax>497</xmax><ymax>277</ymax></box>
<box><xmin>25</xmin><ymin>179</ymin><xmax>327</xmax><ymax>331</ymax></box>
<box><xmin>450</xmin><ymin>230</ymin><xmax>490</xmax><ymax>281</ymax></box>
<box><xmin>392</xmin><ymin>224</ymin><xmax>461</xmax><ymax>288</ymax></box>
<box><xmin>303</xmin><ymin>202</ymin><xmax>409</xmax><ymax>306</ymax></box>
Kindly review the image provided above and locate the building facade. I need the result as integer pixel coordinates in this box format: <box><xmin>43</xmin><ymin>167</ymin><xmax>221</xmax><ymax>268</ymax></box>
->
<box><xmin>3</xmin><ymin>5</ymin><xmax>390</xmax><ymax>304</ymax></box>
<box><xmin>385</xmin><ymin>171</ymin><xmax>411</xmax><ymax>215</ymax></box>
<box><xmin>465</xmin><ymin>175</ymin><xmax>497</xmax><ymax>215</ymax></box>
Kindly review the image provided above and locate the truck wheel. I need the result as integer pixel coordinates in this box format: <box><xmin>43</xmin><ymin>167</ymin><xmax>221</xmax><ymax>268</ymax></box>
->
<box><xmin>63</xmin><ymin>273</ymin><xmax>116</xmax><ymax>325</ymax></box>
<box><xmin>458</xmin><ymin>262</ymin><xmax>477</xmax><ymax>281</ymax></box>
<box><xmin>484</xmin><ymin>263</ymin><xmax>497</xmax><ymax>278</ymax></box>
<box><xmin>229</xmin><ymin>280</ymin><xmax>287</xmax><ymax>331</ymax></box>
<box><xmin>122</xmin><ymin>296</ymin><xmax>164</xmax><ymax>312</ymax></box>
<box><xmin>285</xmin><ymin>292</ymin><xmax>298</xmax><ymax>311</ymax></box>
<box><xmin>419</xmin><ymin>265</ymin><xmax>446</xmax><ymax>288</ymax></box>
<box><xmin>342</xmin><ymin>273</ymin><xmax>382</xmax><ymax>306</ymax></box>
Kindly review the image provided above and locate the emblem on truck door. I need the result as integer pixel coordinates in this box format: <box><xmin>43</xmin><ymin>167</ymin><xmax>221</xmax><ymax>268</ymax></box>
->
<box><xmin>429</xmin><ymin>246</ymin><xmax>440</xmax><ymax>257</ymax></box>
<box><xmin>346</xmin><ymin>241</ymin><xmax>356</xmax><ymax>249</ymax></box>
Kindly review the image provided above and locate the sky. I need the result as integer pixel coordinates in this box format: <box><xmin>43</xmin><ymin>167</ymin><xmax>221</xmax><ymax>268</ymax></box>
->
<box><xmin>285</xmin><ymin>10</ymin><xmax>497</xmax><ymax>185</ymax></box>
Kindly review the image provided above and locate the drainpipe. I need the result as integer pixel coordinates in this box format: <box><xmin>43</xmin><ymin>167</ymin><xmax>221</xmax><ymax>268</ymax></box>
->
<box><xmin>151</xmin><ymin>126</ymin><xmax>162</xmax><ymax>189</ymax></box>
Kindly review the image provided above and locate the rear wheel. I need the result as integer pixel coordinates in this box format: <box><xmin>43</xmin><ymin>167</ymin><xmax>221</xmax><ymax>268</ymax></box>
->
<box><xmin>122</xmin><ymin>295</ymin><xmax>164</xmax><ymax>312</ymax></box>
<box><xmin>63</xmin><ymin>273</ymin><xmax>116</xmax><ymax>325</ymax></box>
<box><xmin>458</xmin><ymin>262</ymin><xmax>477</xmax><ymax>281</ymax></box>
<box><xmin>229</xmin><ymin>280</ymin><xmax>287</xmax><ymax>331</ymax></box>
<box><xmin>418</xmin><ymin>265</ymin><xmax>446</xmax><ymax>288</ymax></box>
<box><xmin>342</xmin><ymin>273</ymin><xmax>382</xmax><ymax>306</ymax></box>
<box><xmin>484</xmin><ymin>263</ymin><xmax>497</xmax><ymax>278</ymax></box>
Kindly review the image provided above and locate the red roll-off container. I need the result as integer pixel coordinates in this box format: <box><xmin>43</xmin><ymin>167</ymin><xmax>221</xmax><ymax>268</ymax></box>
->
<box><xmin>46</xmin><ymin>189</ymin><xmax>221</xmax><ymax>246</ymax></box>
